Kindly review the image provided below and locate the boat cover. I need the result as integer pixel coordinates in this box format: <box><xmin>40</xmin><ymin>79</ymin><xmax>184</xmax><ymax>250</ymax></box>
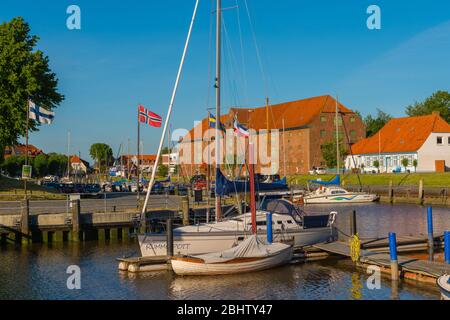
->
<box><xmin>308</xmin><ymin>174</ymin><xmax>340</xmax><ymax>186</ymax></box>
<box><xmin>193</xmin><ymin>235</ymin><xmax>290</xmax><ymax>264</ymax></box>
<box><xmin>215</xmin><ymin>169</ymin><xmax>288</xmax><ymax>196</ymax></box>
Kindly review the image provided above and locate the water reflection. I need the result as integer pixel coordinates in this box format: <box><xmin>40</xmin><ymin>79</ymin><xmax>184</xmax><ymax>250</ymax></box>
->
<box><xmin>0</xmin><ymin>203</ymin><xmax>447</xmax><ymax>300</ymax></box>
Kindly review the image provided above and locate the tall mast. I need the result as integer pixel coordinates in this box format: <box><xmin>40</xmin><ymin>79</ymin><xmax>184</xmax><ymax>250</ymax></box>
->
<box><xmin>214</xmin><ymin>0</ymin><xmax>222</xmax><ymax>222</ymax></box>
<box><xmin>141</xmin><ymin>0</ymin><xmax>199</xmax><ymax>218</ymax></box>
<box><xmin>335</xmin><ymin>96</ymin><xmax>340</xmax><ymax>175</ymax></box>
<box><xmin>282</xmin><ymin>117</ymin><xmax>286</xmax><ymax>177</ymax></box>
<box><xmin>67</xmin><ymin>130</ymin><xmax>71</xmax><ymax>179</ymax></box>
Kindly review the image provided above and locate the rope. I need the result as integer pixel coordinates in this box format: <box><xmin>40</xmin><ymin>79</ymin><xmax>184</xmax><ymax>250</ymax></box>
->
<box><xmin>349</xmin><ymin>234</ymin><xmax>361</xmax><ymax>263</ymax></box>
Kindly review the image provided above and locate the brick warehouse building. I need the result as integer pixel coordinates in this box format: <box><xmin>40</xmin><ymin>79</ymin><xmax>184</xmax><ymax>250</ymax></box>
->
<box><xmin>177</xmin><ymin>95</ymin><xmax>365</xmax><ymax>176</ymax></box>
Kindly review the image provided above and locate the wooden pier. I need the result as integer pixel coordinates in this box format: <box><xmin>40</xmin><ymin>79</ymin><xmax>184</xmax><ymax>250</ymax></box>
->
<box><xmin>313</xmin><ymin>240</ymin><xmax>450</xmax><ymax>283</ymax></box>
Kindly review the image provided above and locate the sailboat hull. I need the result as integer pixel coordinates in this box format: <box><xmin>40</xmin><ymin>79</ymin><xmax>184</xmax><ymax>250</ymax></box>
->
<box><xmin>138</xmin><ymin>228</ymin><xmax>334</xmax><ymax>257</ymax></box>
<box><xmin>171</xmin><ymin>246</ymin><xmax>293</xmax><ymax>276</ymax></box>
<box><xmin>301</xmin><ymin>193</ymin><xmax>379</xmax><ymax>204</ymax></box>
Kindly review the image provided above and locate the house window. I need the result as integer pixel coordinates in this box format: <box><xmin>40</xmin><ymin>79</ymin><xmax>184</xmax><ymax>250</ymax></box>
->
<box><xmin>350</xmin><ymin>117</ymin><xmax>355</xmax><ymax>123</ymax></box>
<box><xmin>350</xmin><ymin>130</ymin><xmax>356</xmax><ymax>137</ymax></box>
<box><xmin>320</xmin><ymin>116</ymin><xmax>326</xmax><ymax>123</ymax></box>
<box><xmin>448</xmin><ymin>137</ymin><xmax>450</xmax><ymax>145</ymax></box>
<box><xmin>437</xmin><ymin>136</ymin><xmax>443</xmax><ymax>145</ymax></box>
<box><xmin>320</xmin><ymin>130</ymin><xmax>326</xmax><ymax>138</ymax></box>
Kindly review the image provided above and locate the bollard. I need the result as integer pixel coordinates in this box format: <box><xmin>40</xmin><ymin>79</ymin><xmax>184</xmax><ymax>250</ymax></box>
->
<box><xmin>427</xmin><ymin>206</ymin><xmax>434</xmax><ymax>261</ymax></box>
<box><xmin>266</xmin><ymin>213</ymin><xmax>273</xmax><ymax>244</ymax></box>
<box><xmin>350</xmin><ymin>210</ymin><xmax>357</xmax><ymax>236</ymax></box>
<box><xmin>166</xmin><ymin>218</ymin><xmax>174</xmax><ymax>258</ymax></box>
<box><xmin>389</xmin><ymin>232</ymin><xmax>399</xmax><ymax>281</ymax></box>
<box><xmin>445</xmin><ymin>231</ymin><xmax>450</xmax><ymax>264</ymax></box>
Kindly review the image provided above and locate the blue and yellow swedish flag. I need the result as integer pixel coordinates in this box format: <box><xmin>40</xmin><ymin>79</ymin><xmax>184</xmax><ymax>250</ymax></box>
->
<box><xmin>208</xmin><ymin>113</ymin><xmax>225</xmax><ymax>131</ymax></box>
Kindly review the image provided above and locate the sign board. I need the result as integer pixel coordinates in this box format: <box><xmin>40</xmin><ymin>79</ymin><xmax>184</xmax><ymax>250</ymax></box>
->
<box><xmin>22</xmin><ymin>165</ymin><xmax>32</xmax><ymax>180</ymax></box>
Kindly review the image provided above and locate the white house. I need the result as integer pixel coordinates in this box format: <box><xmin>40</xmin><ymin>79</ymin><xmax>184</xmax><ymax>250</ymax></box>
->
<box><xmin>345</xmin><ymin>112</ymin><xmax>450</xmax><ymax>173</ymax></box>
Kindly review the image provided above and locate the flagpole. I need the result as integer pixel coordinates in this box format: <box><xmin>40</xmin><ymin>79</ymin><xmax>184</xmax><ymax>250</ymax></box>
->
<box><xmin>24</xmin><ymin>100</ymin><xmax>29</xmax><ymax>200</ymax></box>
<box><xmin>137</xmin><ymin>106</ymin><xmax>141</xmax><ymax>201</ymax></box>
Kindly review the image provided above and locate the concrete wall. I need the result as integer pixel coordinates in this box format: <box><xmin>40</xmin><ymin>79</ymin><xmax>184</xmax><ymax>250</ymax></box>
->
<box><xmin>417</xmin><ymin>132</ymin><xmax>450</xmax><ymax>172</ymax></box>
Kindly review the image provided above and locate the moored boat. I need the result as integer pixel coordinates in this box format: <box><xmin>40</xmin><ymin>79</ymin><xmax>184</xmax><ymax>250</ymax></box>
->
<box><xmin>299</xmin><ymin>186</ymin><xmax>379</xmax><ymax>204</ymax></box>
<box><xmin>437</xmin><ymin>274</ymin><xmax>450</xmax><ymax>300</ymax></box>
<box><xmin>171</xmin><ymin>235</ymin><xmax>293</xmax><ymax>276</ymax></box>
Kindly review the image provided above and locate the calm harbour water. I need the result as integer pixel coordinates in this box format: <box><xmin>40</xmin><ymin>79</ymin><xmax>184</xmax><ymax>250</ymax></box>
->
<box><xmin>0</xmin><ymin>203</ymin><xmax>449</xmax><ymax>300</ymax></box>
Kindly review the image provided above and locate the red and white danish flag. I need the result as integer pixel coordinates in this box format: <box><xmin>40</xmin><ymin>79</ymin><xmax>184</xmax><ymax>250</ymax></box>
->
<box><xmin>138</xmin><ymin>105</ymin><xmax>162</xmax><ymax>127</ymax></box>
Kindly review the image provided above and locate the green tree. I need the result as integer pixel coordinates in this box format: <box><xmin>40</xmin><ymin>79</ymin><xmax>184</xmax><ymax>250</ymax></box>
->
<box><xmin>401</xmin><ymin>158</ymin><xmax>409</xmax><ymax>172</ymax></box>
<box><xmin>1</xmin><ymin>155</ymin><xmax>27</xmax><ymax>177</ymax></box>
<box><xmin>47</xmin><ymin>153</ymin><xmax>68</xmax><ymax>176</ymax></box>
<box><xmin>405</xmin><ymin>90</ymin><xmax>450</xmax><ymax>123</ymax></box>
<box><xmin>373</xmin><ymin>160</ymin><xmax>380</xmax><ymax>173</ymax></box>
<box><xmin>413</xmin><ymin>159</ymin><xmax>418</xmax><ymax>172</ymax></box>
<box><xmin>157</xmin><ymin>164</ymin><xmax>169</xmax><ymax>177</ymax></box>
<box><xmin>0</xmin><ymin>17</ymin><xmax>64</xmax><ymax>160</ymax></box>
<box><xmin>89</xmin><ymin>143</ymin><xmax>113</xmax><ymax>172</ymax></box>
<box><xmin>161</xmin><ymin>147</ymin><xmax>172</xmax><ymax>154</ymax></box>
<box><xmin>363</xmin><ymin>109</ymin><xmax>392</xmax><ymax>137</ymax></box>
<box><xmin>320</xmin><ymin>139</ymin><xmax>348</xmax><ymax>168</ymax></box>
<box><xmin>33</xmin><ymin>153</ymin><xmax>48</xmax><ymax>177</ymax></box>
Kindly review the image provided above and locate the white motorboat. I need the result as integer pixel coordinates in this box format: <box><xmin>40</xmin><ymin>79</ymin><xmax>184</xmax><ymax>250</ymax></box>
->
<box><xmin>171</xmin><ymin>235</ymin><xmax>292</xmax><ymax>276</ymax></box>
<box><xmin>138</xmin><ymin>199</ymin><xmax>337</xmax><ymax>257</ymax></box>
<box><xmin>298</xmin><ymin>186</ymin><xmax>379</xmax><ymax>204</ymax></box>
<box><xmin>437</xmin><ymin>274</ymin><xmax>450</xmax><ymax>300</ymax></box>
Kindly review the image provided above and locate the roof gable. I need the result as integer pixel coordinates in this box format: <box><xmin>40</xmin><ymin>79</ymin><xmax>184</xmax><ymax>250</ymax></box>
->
<box><xmin>351</xmin><ymin>114</ymin><xmax>450</xmax><ymax>154</ymax></box>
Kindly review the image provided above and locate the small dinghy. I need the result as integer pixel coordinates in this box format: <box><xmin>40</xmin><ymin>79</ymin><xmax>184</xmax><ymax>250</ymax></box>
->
<box><xmin>437</xmin><ymin>274</ymin><xmax>450</xmax><ymax>300</ymax></box>
<box><xmin>171</xmin><ymin>235</ymin><xmax>293</xmax><ymax>276</ymax></box>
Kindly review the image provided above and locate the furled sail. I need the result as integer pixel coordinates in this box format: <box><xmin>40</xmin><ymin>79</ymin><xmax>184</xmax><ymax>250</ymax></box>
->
<box><xmin>215</xmin><ymin>169</ymin><xmax>288</xmax><ymax>196</ymax></box>
<box><xmin>308</xmin><ymin>174</ymin><xmax>340</xmax><ymax>186</ymax></box>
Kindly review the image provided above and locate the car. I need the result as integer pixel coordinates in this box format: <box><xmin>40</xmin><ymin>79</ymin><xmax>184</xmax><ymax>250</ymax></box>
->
<box><xmin>190</xmin><ymin>174</ymin><xmax>207</xmax><ymax>190</ymax></box>
<box><xmin>309</xmin><ymin>167</ymin><xmax>327</xmax><ymax>175</ymax></box>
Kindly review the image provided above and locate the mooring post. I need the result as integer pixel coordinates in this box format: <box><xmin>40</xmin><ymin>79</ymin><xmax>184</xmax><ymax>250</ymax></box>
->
<box><xmin>427</xmin><ymin>206</ymin><xmax>434</xmax><ymax>261</ymax></box>
<box><xmin>444</xmin><ymin>231</ymin><xmax>450</xmax><ymax>264</ymax></box>
<box><xmin>71</xmin><ymin>199</ymin><xmax>80</xmax><ymax>241</ymax></box>
<box><xmin>418</xmin><ymin>179</ymin><xmax>424</xmax><ymax>204</ymax></box>
<box><xmin>166</xmin><ymin>218</ymin><xmax>174</xmax><ymax>258</ymax></box>
<box><xmin>350</xmin><ymin>210</ymin><xmax>357</xmax><ymax>236</ymax></box>
<box><xmin>182</xmin><ymin>196</ymin><xmax>190</xmax><ymax>226</ymax></box>
<box><xmin>266</xmin><ymin>213</ymin><xmax>273</xmax><ymax>244</ymax></box>
<box><xmin>389</xmin><ymin>232</ymin><xmax>399</xmax><ymax>281</ymax></box>
<box><xmin>20</xmin><ymin>199</ymin><xmax>30</xmax><ymax>242</ymax></box>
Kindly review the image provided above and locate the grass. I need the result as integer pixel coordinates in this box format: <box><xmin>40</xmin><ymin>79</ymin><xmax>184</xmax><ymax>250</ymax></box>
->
<box><xmin>287</xmin><ymin>172</ymin><xmax>450</xmax><ymax>187</ymax></box>
<box><xmin>0</xmin><ymin>176</ymin><xmax>65</xmax><ymax>200</ymax></box>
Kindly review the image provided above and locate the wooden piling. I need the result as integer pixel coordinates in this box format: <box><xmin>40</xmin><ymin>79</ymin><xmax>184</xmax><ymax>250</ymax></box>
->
<box><xmin>350</xmin><ymin>210</ymin><xmax>357</xmax><ymax>236</ymax></box>
<box><xmin>389</xmin><ymin>180</ymin><xmax>394</xmax><ymax>203</ymax></box>
<box><xmin>418</xmin><ymin>179</ymin><xmax>424</xmax><ymax>205</ymax></box>
<box><xmin>71</xmin><ymin>199</ymin><xmax>81</xmax><ymax>241</ymax></box>
<box><xmin>182</xmin><ymin>196</ymin><xmax>190</xmax><ymax>226</ymax></box>
<box><xmin>167</xmin><ymin>218</ymin><xmax>173</xmax><ymax>258</ymax></box>
<box><xmin>21</xmin><ymin>199</ymin><xmax>30</xmax><ymax>243</ymax></box>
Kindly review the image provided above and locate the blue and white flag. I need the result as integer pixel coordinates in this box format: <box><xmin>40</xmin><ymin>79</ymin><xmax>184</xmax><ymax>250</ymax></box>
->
<box><xmin>28</xmin><ymin>100</ymin><xmax>55</xmax><ymax>124</ymax></box>
<box><xmin>233</xmin><ymin>118</ymin><xmax>250</xmax><ymax>138</ymax></box>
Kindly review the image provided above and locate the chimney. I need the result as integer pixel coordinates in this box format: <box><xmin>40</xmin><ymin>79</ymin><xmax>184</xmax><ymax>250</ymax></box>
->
<box><xmin>432</xmin><ymin>111</ymin><xmax>440</xmax><ymax>116</ymax></box>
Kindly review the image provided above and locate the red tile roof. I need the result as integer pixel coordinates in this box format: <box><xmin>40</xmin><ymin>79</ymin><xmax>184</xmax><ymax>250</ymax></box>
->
<box><xmin>182</xmin><ymin>95</ymin><xmax>354</xmax><ymax>142</ymax></box>
<box><xmin>351</xmin><ymin>113</ymin><xmax>450</xmax><ymax>154</ymax></box>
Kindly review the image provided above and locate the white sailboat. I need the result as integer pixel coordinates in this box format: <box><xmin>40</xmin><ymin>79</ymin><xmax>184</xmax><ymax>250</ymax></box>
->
<box><xmin>171</xmin><ymin>235</ymin><xmax>292</xmax><ymax>276</ymax></box>
<box><xmin>138</xmin><ymin>0</ymin><xmax>337</xmax><ymax>258</ymax></box>
<box><xmin>437</xmin><ymin>274</ymin><xmax>450</xmax><ymax>300</ymax></box>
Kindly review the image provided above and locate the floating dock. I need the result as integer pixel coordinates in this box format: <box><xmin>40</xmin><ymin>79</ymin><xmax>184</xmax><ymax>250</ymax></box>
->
<box><xmin>313</xmin><ymin>240</ymin><xmax>450</xmax><ymax>283</ymax></box>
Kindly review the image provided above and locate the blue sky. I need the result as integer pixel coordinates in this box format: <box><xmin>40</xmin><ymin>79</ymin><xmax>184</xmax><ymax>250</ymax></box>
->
<box><xmin>1</xmin><ymin>0</ymin><xmax>449</xmax><ymax>162</ymax></box>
